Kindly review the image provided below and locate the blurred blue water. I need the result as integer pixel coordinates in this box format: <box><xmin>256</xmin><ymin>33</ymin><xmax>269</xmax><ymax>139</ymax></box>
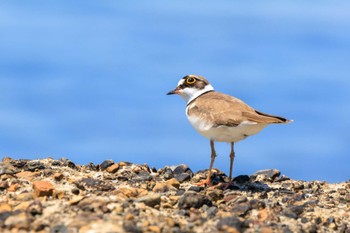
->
<box><xmin>0</xmin><ymin>1</ymin><xmax>349</xmax><ymax>182</ymax></box>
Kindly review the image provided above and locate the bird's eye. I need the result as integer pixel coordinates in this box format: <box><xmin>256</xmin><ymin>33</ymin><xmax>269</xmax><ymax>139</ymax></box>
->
<box><xmin>186</xmin><ymin>77</ymin><xmax>196</xmax><ymax>85</ymax></box>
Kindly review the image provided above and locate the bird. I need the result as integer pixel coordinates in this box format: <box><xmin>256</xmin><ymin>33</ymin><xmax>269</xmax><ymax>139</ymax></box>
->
<box><xmin>167</xmin><ymin>74</ymin><xmax>292</xmax><ymax>186</ymax></box>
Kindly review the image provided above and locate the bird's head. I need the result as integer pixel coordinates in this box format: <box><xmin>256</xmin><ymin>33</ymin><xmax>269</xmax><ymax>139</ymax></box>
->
<box><xmin>167</xmin><ymin>75</ymin><xmax>214</xmax><ymax>103</ymax></box>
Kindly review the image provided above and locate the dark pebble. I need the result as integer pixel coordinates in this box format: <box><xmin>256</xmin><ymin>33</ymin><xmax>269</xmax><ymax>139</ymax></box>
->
<box><xmin>25</xmin><ymin>161</ymin><xmax>46</xmax><ymax>171</ymax></box>
<box><xmin>10</xmin><ymin>159</ymin><xmax>29</xmax><ymax>168</ymax></box>
<box><xmin>135</xmin><ymin>194</ymin><xmax>161</xmax><ymax>208</ymax></box>
<box><xmin>116</xmin><ymin>176</ymin><xmax>129</xmax><ymax>181</ymax></box>
<box><xmin>131</xmin><ymin>173</ymin><xmax>153</xmax><ymax>182</ymax></box>
<box><xmin>173</xmin><ymin>164</ymin><xmax>192</xmax><ymax>175</ymax></box>
<box><xmin>0</xmin><ymin>163</ymin><xmax>17</xmax><ymax>175</ymax></box>
<box><xmin>99</xmin><ymin>160</ymin><xmax>114</xmax><ymax>170</ymax></box>
<box><xmin>250</xmin><ymin>169</ymin><xmax>281</xmax><ymax>181</ymax></box>
<box><xmin>233</xmin><ymin>175</ymin><xmax>250</xmax><ymax>184</ymax></box>
<box><xmin>174</xmin><ymin>173</ymin><xmax>191</xmax><ymax>183</ymax></box>
<box><xmin>71</xmin><ymin>188</ymin><xmax>80</xmax><ymax>195</ymax></box>
<box><xmin>178</xmin><ymin>193</ymin><xmax>212</xmax><ymax>209</ymax></box>
<box><xmin>283</xmin><ymin>205</ymin><xmax>304</xmax><ymax>219</ymax></box>
<box><xmin>27</xmin><ymin>201</ymin><xmax>43</xmax><ymax>216</ymax></box>
<box><xmin>249</xmin><ymin>199</ymin><xmax>266</xmax><ymax>210</ymax></box>
<box><xmin>51</xmin><ymin>160</ymin><xmax>62</xmax><ymax>166</ymax></box>
<box><xmin>206</xmin><ymin>206</ymin><xmax>217</xmax><ymax>218</ymax></box>
<box><xmin>175</xmin><ymin>189</ymin><xmax>186</xmax><ymax>196</ymax></box>
<box><xmin>217</xmin><ymin>216</ymin><xmax>246</xmax><ymax>232</ymax></box>
<box><xmin>59</xmin><ymin>158</ymin><xmax>77</xmax><ymax>169</ymax></box>
<box><xmin>188</xmin><ymin>186</ymin><xmax>203</xmax><ymax>192</ymax></box>
<box><xmin>163</xmin><ymin>167</ymin><xmax>174</xmax><ymax>180</ymax></box>
<box><xmin>231</xmin><ymin>203</ymin><xmax>251</xmax><ymax>217</ymax></box>
<box><xmin>315</xmin><ymin>217</ymin><xmax>322</xmax><ymax>224</ymax></box>
<box><xmin>0</xmin><ymin>181</ymin><xmax>9</xmax><ymax>190</ymax></box>
<box><xmin>123</xmin><ymin>221</ymin><xmax>142</xmax><ymax>233</ymax></box>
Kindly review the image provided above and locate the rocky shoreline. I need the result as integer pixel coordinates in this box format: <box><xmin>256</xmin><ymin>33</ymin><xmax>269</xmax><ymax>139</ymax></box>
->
<box><xmin>0</xmin><ymin>157</ymin><xmax>349</xmax><ymax>233</ymax></box>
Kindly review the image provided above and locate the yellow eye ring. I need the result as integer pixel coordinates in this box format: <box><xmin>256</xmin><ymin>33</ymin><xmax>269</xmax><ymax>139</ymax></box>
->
<box><xmin>186</xmin><ymin>77</ymin><xmax>196</xmax><ymax>85</ymax></box>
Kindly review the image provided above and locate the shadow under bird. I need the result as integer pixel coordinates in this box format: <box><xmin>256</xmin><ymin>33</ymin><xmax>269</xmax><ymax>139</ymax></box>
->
<box><xmin>167</xmin><ymin>75</ymin><xmax>292</xmax><ymax>186</ymax></box>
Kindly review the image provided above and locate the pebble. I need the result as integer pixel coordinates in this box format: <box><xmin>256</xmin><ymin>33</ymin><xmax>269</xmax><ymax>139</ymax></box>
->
<box><xmin>250</xmin><ymin>169</ymin><xmax>281</xmax><ymax>181</ymax></box>
<box><xmin>106</xmin><ymin>163</ymin><xmax>119</xmax><ymax>173</ymax></box>
<box><xmin>135</xmin><ymin>194</ymin><xmax>161</xmax><ymax>208</ymax></box>
<box><xmin>75</xmin><ymin>177</ymin><xmax>115</xmax><ymax>191</ymax></box>
<box><xmin>217</xmin><ymin>216</ymin><xmax>245</xmax><ymax>232</ymax></box>
<box><xmin>100</xmin><ymin>160</ymin><xmax>114</xmax><ymax>170</ymax></box>
<box><xmin>33</xmin><ymin>181</ymin><xmax>54</xmax><ymax>197</ymax></box>
<box><xmin>178</xmin><ymin>193</ymin><xmax>212</xmax><ymax>209</ymax></box>
<box><xmin>26</xmin><ymin>161</ymin><xmax>46</xmax><ymax>171</ymax></box>
<box><xmin>53</xmin><ymin>172</ymin><xmax>64</xmax><ymax>181</ymax></box>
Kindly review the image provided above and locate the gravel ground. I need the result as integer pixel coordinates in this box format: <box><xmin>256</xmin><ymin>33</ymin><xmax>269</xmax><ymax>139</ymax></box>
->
<box><xmin>0</xmin><ymin>157</ymin><xmax>349</xmax><ymax>233</ymax></box>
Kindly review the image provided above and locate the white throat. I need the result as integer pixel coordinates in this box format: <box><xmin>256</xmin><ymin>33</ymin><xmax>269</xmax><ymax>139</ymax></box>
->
<box><xmin>179</xmin><ymin>84</ymin><xmax>214</xmax><ymax>104</ymax></box>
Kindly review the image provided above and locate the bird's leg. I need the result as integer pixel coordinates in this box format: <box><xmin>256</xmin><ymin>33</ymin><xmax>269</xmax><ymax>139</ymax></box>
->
<box><xmin>218</xmin><ymin>142</ymin><xmax>236</xmax><ymax>190</ymax></box>
<box><xmin>229</xmin><ymin>142</ymin><xmax>235</xmax><ymax>182</ymax></box>
<box><xmin>195</xmin><ymin>140</ymin><xmax>216</xmax><ymax>187</ymax></box>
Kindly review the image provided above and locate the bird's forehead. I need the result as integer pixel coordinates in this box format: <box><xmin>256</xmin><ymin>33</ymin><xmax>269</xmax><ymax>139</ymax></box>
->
<box><xmin>177</xmin><ymin>78</ymin><xmax>185</xmax><ymax>86</ymax></box>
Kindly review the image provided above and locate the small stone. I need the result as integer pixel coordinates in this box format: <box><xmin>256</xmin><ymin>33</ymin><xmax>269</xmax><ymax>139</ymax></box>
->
<box><xmin>69</xmin><ymin>196</ymin><xmax>85</xmax><ymax>205</ymax></box>
<box><xmin>33</xmin><ymin>181</ymin><xmax>54</xmax><ymax>197</ymax></box>
<box><xmin>25</xmin><ymin>161</ymin><xmax>46</xmax><ymax>171</ymax></box>
<box><xmin>0</xmin><ymin>162</ymin><xmax>17</xmax><ymax>175</ymax></box>
<box><xmin>71</xmin><ymin>188</ymin><xmax>80</xmax><ymax>195</ymax></box>
<box><xmin>16</xmin><ymin>171</ymin><xmax>37</xmax><ymax>181</ymax></box>
<box><xmin>166</xmin><ymin>178</ymin><xmax>180</xmax><ymax>189</ymax></box>
<box><xmin>59</xmin><ymin>158</ymin><xmax>77</xmax><ymax>169</ymax></box>
<box><xmin>100</xmin><ymin>160</ymin><xmax>114</xmax><ymax>170</ymax></box>
<box><xmin>16</xmin><ymin>192</ymin><xmax>35</xmax><ymax>201</ymax></box>
<box><xmin>233</xmin><ymin>175</ymin><xmax>250</xmax><ymax>184</ymax></box>
<box><xmin>250</xmin><ymin>169</ymin><xmax>281</xmax><ymax>181</ymax></box>
<box><xmin>188</xmin><ymin>186</ymin><xmax>203</xmax><ymax>192</ymax></box>
<box><xmin>153</xmin><ymin>178</ymin><xmax>180</xmax><ymax>193</ymax></box>
<box><xmin>163</xmin><ymin>167</ymin><xmax>174</xmax><ymax>180</ymax></box>
<box><xmin>206</xmin><ymin>188</ymin><xmax>224</xmax><ymax>202</ymax></box>
<box><xmin>260</xmin><ymin>227</ymin><xmax>274</xmax><ymax>233</ymax></box>
<box><xmin>257</xmin><ymin>209</ymin><xmax>269</xmax><ymax>221</ymax></box>
<box><xmin>9</xmin><ymin>159</ymin><xmax>28</xmax><ymax>168</ymax></box>
<box><xmin>148</xmin><ymin>225</ymin><xmax>161</xmax><ymax>233</ymax></box>
<box><xmin>75</xmin><ymin>178</ymin><xmax>115</xmax><ymax>191</ymax></box>
<box><xmin>51</xmin><ymin>225</ymin><xmax>69</xmax><ymax>233</ymax></box>
<box><xmin>8</xmin><ymin>183</ymin><xmax>20</xmax><ymax>192</ymax></box>
<box><xmin>249</xmin><ymin>199</ymin><xmax>266</xmax><ymax>210</ymax></box>
<box><xmin>206</xmin><ymin>206</ymin><xmax>217</xmax><ymax>218</ymax></box>
<box><xmin>338</xmin><ymin>188</ymin><xmax>347</xmax><ymax>195</ymax></box>
<box><xmin>135</xmin><ymin>193</ymin><xmax>161</xmax><ymax>208</ymax></box>
<box><xmin>283</xmin><ymin>205</ymin><xmax>304</xmax><ymax>219</ymax></box>
<box><xmin>27</xmin><ymin>200</ymin><xmax>43</xmax><ymax>216</ymax></box>
<box><xmin>2</xmin><ymin>157</ymin><xmax>12</xmax><ymax>163</ymax></box>
<box><xmin>178</xmin><ymin>193</ymin><xmax>212</xmax><ymax>209</ymax></box>
<box><xmin>345</xmin><ymin>194</ymin><xmax>350</xmax><ymax>202</ymax></box>
<box><xmin>0</xmin><ymin>181</ymin><xmax>9</xmax><ymax>190</ymax></box>
<box><xmin>114</xmin><ymin>187</ymin><xmax>148</xmax><ymax>198</ymax></box>
<box><xmin>231</xmin><ymin>203</ymin><xmax>251</xmax><ymax>217</ymax></box>
<box><xmin>4</xmin><ymin>212</ymin><xmax>29</xmax><ymax>230</ymax></box>
<box><xmin>0</xmin><ymin>202</ymin><xmax>12</xmax><ymax>212</ymax></box>
<box><xmin>174</xmin><ymin>173</ymin><xmax>191</xmax><ymax>183</ymax></box>
<box><xmin>173</xmin><ymin>164</ymin><xmax>192</xmax><ymax>175</ymax></box>
<box><xmin>106</xmin><ymin>164</ymin><xmax>119</xmax><ymax>173</ymax></box>
<box><xmin>53</xmin><ymin>172</ymin><xmax>64</xmax><ymax>181</ymax></box>
<box><xmin>217</xmin><ymin>216</ymin><xmax>245</xmax><ymax>232</ymax></box>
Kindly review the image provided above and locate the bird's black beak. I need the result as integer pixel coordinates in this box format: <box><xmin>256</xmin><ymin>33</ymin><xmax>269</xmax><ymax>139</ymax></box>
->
<box><xmin>166</xmin><ymin>88</ymin><xmax>178</xmax><ymax>95</ymax></box>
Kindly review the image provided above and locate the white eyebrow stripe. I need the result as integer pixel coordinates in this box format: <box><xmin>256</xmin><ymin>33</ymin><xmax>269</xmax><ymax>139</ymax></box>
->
<box><xmin>177</xmin><ymin>78</ymin><xmax>185</xmax><ymax>86</ymax></box>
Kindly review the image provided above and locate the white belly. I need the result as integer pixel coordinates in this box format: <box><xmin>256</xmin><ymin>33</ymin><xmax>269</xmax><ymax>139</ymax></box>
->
<box><xmin>187</xmin><ymin>115</ymin><xmax>267</xmax><ymax>142</ymax></box>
